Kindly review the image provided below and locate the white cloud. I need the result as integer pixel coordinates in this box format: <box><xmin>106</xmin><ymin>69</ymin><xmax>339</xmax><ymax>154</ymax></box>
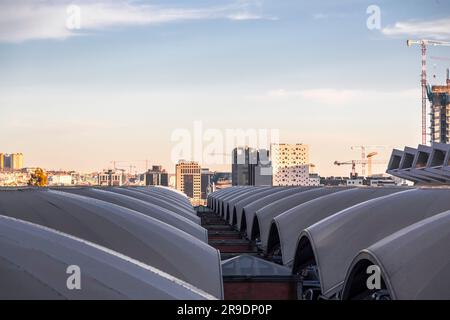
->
<box><xmin>382</xmin><ymin>17</ymin><xmax>450</xmax><ymax>40</ymax></box>
<box><xmin>0</xmin><ymin>0</ymin><xmax>275</xmax><ymax>43</ymax></box>
<box><xmin>266</xmin><ymin>88</ymin><xmax>360</xmax><ymax>105</ymax></box>
<box><xmin>260</xmin><ymin>88</ymin><xmax>420</xmax><ymax>106</ymax></box>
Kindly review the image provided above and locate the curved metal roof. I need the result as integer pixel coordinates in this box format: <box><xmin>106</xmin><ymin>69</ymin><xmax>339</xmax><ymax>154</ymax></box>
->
<box><xmin>0</xmin><ymin>215</ymin><xmax>214</xmax><ymax>300</ymax></box>
<box><xmin>257</xmin><ymin>187</ymin><xmax>349</xmax><ymax>251</ymax></box>
<box><xmin>208</xmin><ymin>187</ymin><xmax>237</xmax><ymax>209</ymax></box>
<box><xmin>230</xmin><ymin>187</ymin><xmax>288</xmax><ymax>226</ymax></box>
<box><xmin>342</xmin><ymin>210</ymin><xmax>450</xmax><ymax>300</ymax></box>
<box><xmin>217</xmin><ymin>187</ymin><xmax>258</xmax><ymax>216</ymax></box>
<box><xmin>271</xmin><ymin>188</ymin><xmax>405</xmax><ymax>266</ymax></box>
<box><xmin>210</xmin><ymin>187</ymin><xmax>241</xmax><ymax>214</ymax></box>
<box><xmin>61</xmin><ymin>188</ymin><xmax>207</xmax><ymax>241</ymax></box>
<box><xmin>0</xmin><ymin>189</ymin><xmax>223</xmax><ymax>298</ymax></box>
<box><xmin>296</xmin><ymin>188</ymin><xmax>450</xmax><ymax>299</ymax></box>
<box><xmin>106</xmin><ymin>187</ymin><xmax>201</xmax><ymax>224</ymax></box>
<box><xmin>136</xmin><ymin>187</ymin><xmax>194</xmax><ymax>210</ymax></box>
<box><xmin>223</xmin><ymin>187</ymin><xmax>272</xmax><ymax>221</ymax></box>
<box><xmin>240</xmin><ymin>187</ymin><xmax>306</xmax><ymax>238</ymax></box>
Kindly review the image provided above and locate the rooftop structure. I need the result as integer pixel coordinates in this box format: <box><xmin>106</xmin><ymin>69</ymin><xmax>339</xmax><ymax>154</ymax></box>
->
<box><xmin>207</xmin><ymin>185</ymin><xmax>450</xmax><ymax>300</ymax></box>
<box><xmin>386</xmin><ymin>143</ymin><xmax>450</xmax><ymax>184</ymax></box>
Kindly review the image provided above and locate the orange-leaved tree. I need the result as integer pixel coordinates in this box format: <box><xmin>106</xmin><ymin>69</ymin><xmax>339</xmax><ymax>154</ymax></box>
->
<box><xmin>28</xmin><ymin>168</ymin><xmax>48</xmax><ymax>187</ymax></box>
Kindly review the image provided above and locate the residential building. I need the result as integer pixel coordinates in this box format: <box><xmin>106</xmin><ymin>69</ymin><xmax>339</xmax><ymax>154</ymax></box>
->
<box><xmin>1</xmin><ymin>153</ymin><xmax>24</xmax><ymax>171</ymax></box>
<box><xmin>145</xmin><ymin>165</ymin><xmax>169</xmax><ymax>186</ymax></box>
<box><xmin>271</xmin><ymin>143</ymin><xmax>317</xmax><ymax>186</ymax></box>
<box><xmin>97</xmin><ymin>169</ymin><xmax>124</xmax><ymax>186</ymax></box>
<box><xmin>175</xmin><ymin>160</ymin><xmax>201</xmax><ymax>204</ymax></box>
<box><xmin>12</xmin><ymin>153</ymin><xmax>24</xmax><ymax>170</ymax></box>
<box><xmin>3</xmin><ymin>154</ymin><xmax>12</xmax><ymax>170</ymax></box>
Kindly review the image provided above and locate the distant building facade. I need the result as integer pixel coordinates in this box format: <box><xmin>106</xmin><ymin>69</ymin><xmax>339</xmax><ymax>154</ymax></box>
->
<box><xmin>98</xmin><ymin>170</ymin><xmax>124</xmax><ymax>186</ymax></box>
<box><xmin>175</xmin><ymin>160</ymin><xmax>202</xmax><ymax>204</ymax></box>
<box><xmin>271</xmin><ymin>143</ymin><xmax>318</xmax><ymax>186</ymax></box>
<box><xmin>201</xmin><ymin>168</ymin><xmax>214</xmax><ymax>200</ymax></box>
<box><xmin>0</xmin><ymin>153</ymin><xmax>24</xmax><ymax>171</ymax></box>
<box><xmin>48</xmin><ymin>174</ymin><xmax>73</xmax><ymax>186</ymax></box>
<box><xmin>145</xmin><ymin>165</ymin><xmax>169</xmax><ymax>186</ymax></box>
<box><xmin>232</xmin><ymin>147</ymin><xmax>272</xmax><ymax>186</ymax></box>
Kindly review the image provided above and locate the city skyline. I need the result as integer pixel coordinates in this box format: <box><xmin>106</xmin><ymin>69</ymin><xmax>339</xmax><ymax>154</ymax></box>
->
<box><xmin>1</xmin><ymin>0</ymin><xmax>450</xmax><ymax>176</ymax></box>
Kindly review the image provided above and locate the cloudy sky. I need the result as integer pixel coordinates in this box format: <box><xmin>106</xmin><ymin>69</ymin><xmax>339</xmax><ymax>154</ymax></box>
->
<box><xmin>1</xmin><ymin>0</ymin><xmax>450</xmax><ymax>175</ymax></box>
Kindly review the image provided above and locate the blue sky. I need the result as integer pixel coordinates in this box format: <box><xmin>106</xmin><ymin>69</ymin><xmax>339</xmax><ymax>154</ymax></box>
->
<box><xmin>1</xmin><ymin>0</ymin><xmax>450</xmax><ymax>175</ymax></box>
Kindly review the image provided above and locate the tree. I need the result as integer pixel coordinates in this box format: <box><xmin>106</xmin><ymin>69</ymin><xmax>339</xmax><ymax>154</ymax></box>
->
<box><xmin>28</xmin><ymin>168</ymin><xmax>48</xmax><ymax>187</ymax></box>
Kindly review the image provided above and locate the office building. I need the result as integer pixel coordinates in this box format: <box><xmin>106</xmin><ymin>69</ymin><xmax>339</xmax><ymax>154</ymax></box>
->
<box><xmin>145</xmin><ymin>165</ymin><xmax>169</xmax><ymax>186</ymax></box>
<box><xmin>430</xmin><ymin>69</ymin><xmax>450</xmax><ymax>144</ymax></box>
<box><xmin>175</xmin><ymin>160</ymin><xmax>201</xmax><ymax>204</ymax></box>
<box><xmin>231</xmin><ymin>147</ymin><xmax>272</xmax><ymax>186</ymax></box>
<box><xmin>271</xmin><ymin>143</ymin><xmax>318</xmax><ymax>186</ymax></box>
<box><xmin>0</xmin><ymin>154</ymin><xmax>4</xmax><ymax>171</ymax></box>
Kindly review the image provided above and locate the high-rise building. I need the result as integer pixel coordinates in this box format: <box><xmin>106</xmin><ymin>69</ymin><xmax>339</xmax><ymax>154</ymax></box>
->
<box><xmin>232</xmin><ymin>147</ymin><xmax>251</xmax><ymax>186</ymax></box>
<box><xmin>3</xmin><ymin>154</ymin><xmax>12</xmax><ymax>170</ymax></box>
<box><xmin>430</xmin><ymin>69</ymin><xmax>450</xmax><ymax>144</ymax></box>
<box><xmin>231</xmin><ymin>147</ymin><xmax>272</xmax><ymax>186</ymax></box>
<box><xmin>271</xmin><ymin>143</ymin><xmax>317</xmax><ymax>186</ymax></box>
<box><xmin>11</xmin><ymin>153</ymin><xmax>24</xmax><ymax>170</ymax></box>
<box><xmin>145</xmin><ymin>165</ymin><xmax>169</xmax><ymax>186</ymax></box>
<box><xmin>175</xmin><ymin>160</ymin><xmax>201</xmax><ymax>203</ymax></box>
<box><xmin>201</xmin><ymin>168</ymin><xmax>214</xmax><ymax>200</ymax></box>
<box><xmin>1</xmin><ymin>153</ymin><xmax>24</xmax><ymax>171</ymax></box>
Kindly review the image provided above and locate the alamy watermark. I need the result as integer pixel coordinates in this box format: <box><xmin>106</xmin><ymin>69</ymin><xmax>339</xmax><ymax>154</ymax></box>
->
<box><xmin>366</xmin><ymin>264</ymin><xmax>381</xmax><ymax>290</ymax></box>
<box><xmin>66</xmin><ymin>5</ymin><xmax>81</xmax><ymax>30</ymax></box>
<box><xmin>366</xmin><ymin>5</ymin><xmax>381</xmax><ymax>30</ymax></box>
<box><xmin>66</xmin><ymin>265</ymin><xmax>81</xmax><ymax>290</ymax></box>
<box><xmin>170</xmin><ymin>121</ymin><xmax>279</xmax><ymax>167</ymax></box>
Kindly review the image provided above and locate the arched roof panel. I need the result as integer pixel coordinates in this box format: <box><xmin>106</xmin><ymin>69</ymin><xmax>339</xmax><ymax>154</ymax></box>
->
<box><xmin>230</xmin><ymin>187</ymin><xmax>293</xmax><ymax>230</ymax></box>
<box><xmin>107</xmin><ymin>187</ymin><xmax>200</xmax><ymax>224</ymax></box>
<box><xmin>0</xmin><ymin>215</ymin><xmax>214</xmax><ymax>300</ymax></box>
<box><xmin>61</xmin><ymin>188</ymin><xmax>207</xmax><ymax>241</ymax></box>
<box><xmin>298</xmin><ymin>188</ymin><xmax>450</xmax><ymax>299</ymax></box>
<box><xmin>343</xmin><ymin>210</ymin><xmax>450</xmax><ymax>300</ymax></box>
<box><xmin>241</xmin><ymin>188</ymin><xmax>306</xmax><ymax>237</ymax></box>
<box><xmin>257</xmin><ymin>187</ymin><xmax>350</xmax><ymax>251</ymax></box>
<box><xmin>273</xmin><ymin>188</ymin><xmax>406</xmax><ymax>266</ymax></box>
<box><xmin>0</xmin><ymin>189</ymin><xmax>223</xmax><ymax>298</ymax></box>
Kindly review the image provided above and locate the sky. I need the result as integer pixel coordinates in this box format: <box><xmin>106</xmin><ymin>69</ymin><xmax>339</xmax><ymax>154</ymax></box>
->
<box><xmin>1</xmin><ymin>0</ymin><xmax>450</xmax><ymax>176</ymax></box>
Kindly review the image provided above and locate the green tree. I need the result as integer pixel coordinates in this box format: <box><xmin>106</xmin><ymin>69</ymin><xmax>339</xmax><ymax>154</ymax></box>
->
<box><xmin>28</xmin><ymin>168</ymin><xmax>48</xmax><ymax>187</ymax></box>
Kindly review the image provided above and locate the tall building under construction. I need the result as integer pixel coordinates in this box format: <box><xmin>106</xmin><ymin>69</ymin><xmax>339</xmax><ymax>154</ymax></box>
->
<box><xmin>429</xmin><ymin>69</ymin><xmax>450</xmax><ymax>144</ymax></box>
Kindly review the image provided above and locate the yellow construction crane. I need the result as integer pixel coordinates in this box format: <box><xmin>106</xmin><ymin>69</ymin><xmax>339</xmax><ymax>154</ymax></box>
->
<box><xmin>407</xmin><ymin>39</ymin><xmax>450</xmax><ymax>145</ymax></box>
<box><xmin>366</xmin><ymin>152</ymin><xmax>378</xmax><ymax>177</ymax></box>
<box><xmin>351</xmin><ymin>145</ymin><xmax>388</xmax><ymax>176</ymax></box>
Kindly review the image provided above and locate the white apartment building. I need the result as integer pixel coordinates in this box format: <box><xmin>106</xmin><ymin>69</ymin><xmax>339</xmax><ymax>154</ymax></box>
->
<box><xmin>271</xmin><ymin>143</ymin><xmax>319</xmax><ymax>186</ymax></box>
